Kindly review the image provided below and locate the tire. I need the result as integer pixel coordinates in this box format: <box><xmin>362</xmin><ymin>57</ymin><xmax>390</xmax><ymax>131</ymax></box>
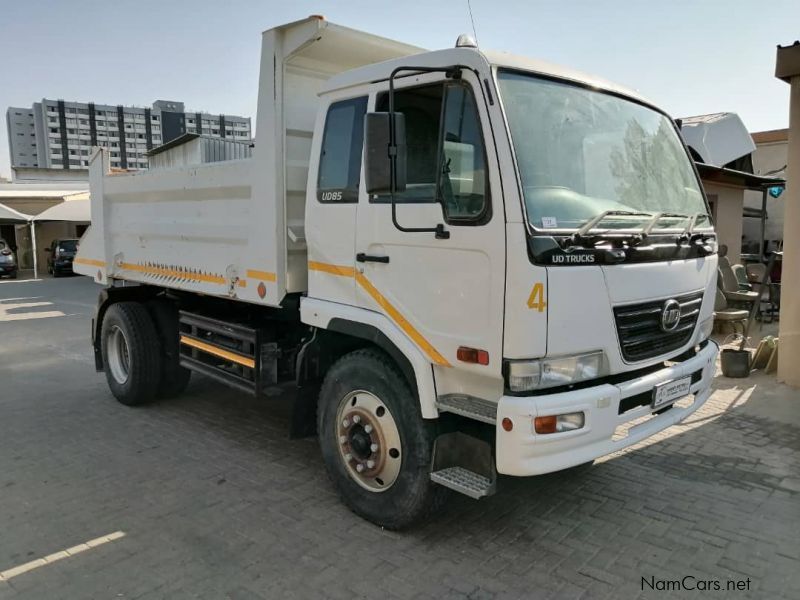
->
<box><xmin>101</xmin><ymin>302</ymin><xmax>162</xmax><ymax>406</ymax></box>
<box><xmin>317</xmin><ymin>348</ymin><xmax>448</xmax><ymax>529</ymax></box>
<box><xmin>147</xmin><ymin>300</ymin><xmax>191</xmax><ymax>398</ymax></box>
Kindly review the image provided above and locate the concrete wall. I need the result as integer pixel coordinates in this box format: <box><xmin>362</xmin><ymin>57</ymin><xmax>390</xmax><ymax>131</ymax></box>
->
<box><xmin>706</xmin><ymin>182</ymin><xmax>744</xmax><ymax>265</ymax></box>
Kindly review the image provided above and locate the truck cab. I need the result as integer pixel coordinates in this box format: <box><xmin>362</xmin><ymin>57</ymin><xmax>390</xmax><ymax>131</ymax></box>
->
<box><xmin>75</xmin><ymin>17</ymin><xmax>718</xmax><ymax>529</ymax></box>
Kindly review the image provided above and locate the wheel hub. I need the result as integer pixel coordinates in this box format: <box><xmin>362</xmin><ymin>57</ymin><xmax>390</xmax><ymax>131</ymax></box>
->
<box><xmin>336</xmin><ymin>391</ymin><xmax>402</xmax><ymax>492</ymax></box>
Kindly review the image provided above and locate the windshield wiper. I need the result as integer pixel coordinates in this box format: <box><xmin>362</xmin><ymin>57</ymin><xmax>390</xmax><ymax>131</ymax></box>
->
<box><xmin>641</xmin><ymin>212</ymin><xmax>690</xmax><ymax>236</ymax></box>
<box><xmin>570</xmin><ymin>210</ymin><xmax>652</xmax><ymax>247</ymax></box>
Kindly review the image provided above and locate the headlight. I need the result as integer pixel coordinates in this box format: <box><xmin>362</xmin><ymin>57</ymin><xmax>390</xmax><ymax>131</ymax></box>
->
<box><xmin>506</xmin><ymin>351</ymin><xmax>607</xmax><ymax>392</ymax></box>
<box><xmin>696</xmin><ymin>315</ymin><xmax>714</xmax><ymax>343</ymax></box>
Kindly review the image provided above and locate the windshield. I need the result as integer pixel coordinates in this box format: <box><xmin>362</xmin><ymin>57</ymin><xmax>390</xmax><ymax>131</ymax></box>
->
<box><xmin>59</xmin><ymin>240</ymin><xmax>78</xmax><ymax>252</ymax></box>
<box><xmin>497</xmin><ymin>71</ymin><xmax>710</xmax><ymax>232</ymax></box>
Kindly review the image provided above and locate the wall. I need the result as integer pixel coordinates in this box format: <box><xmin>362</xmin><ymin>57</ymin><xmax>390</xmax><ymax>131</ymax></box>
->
<box><xmin>705</xmin><ymin>182</ymin><xmax>744</xmax><ymax>265</ymax></box>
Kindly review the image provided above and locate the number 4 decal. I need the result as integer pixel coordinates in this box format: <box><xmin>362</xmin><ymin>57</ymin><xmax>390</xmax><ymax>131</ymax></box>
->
<box><xmin>527</xmin><ymin>282</ymin><xmax>547</xmax><ymax>312</ymax></box>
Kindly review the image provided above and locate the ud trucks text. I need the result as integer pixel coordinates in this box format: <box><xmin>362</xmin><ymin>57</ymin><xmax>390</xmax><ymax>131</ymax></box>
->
<box><xmin>75</xmin><ymin>17</ymin><xmax>719</xmax><ymax>528</ymax></box>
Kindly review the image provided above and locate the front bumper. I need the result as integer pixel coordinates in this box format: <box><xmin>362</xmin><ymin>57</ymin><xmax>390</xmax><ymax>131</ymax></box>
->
<box><xmin>496</xmin><ymin>341</ymin><xmax>718</xmax><ymax>476</ymax></box>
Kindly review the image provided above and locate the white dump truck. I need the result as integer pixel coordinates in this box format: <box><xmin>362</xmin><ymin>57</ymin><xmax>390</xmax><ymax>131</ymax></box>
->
<box><xmin>76</xmin><ymin>17</ymin><xmax>719</xmax><ymax>528</ymax></box>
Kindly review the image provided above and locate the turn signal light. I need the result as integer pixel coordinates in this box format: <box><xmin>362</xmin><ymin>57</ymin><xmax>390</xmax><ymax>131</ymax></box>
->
<box><xmin>534</xmin><ymin>415</ymin><xmax>558</xmax><ymax>434</ymax></box>
<box><xmin>534</xmin><ymin>412</ymin><xmax>585</xmax><ymax>434</ymax></box>
<box><xmin>457</xmin><ymin>346</ymin><xmax>489</xmax><ymax>365</ymax></box>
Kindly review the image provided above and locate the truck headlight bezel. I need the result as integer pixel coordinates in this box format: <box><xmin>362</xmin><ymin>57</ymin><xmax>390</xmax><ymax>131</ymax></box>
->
<box><xmin>505</xmin><ymin>351</ymin><xmax>607</xmax><ymax>393</ymax></box>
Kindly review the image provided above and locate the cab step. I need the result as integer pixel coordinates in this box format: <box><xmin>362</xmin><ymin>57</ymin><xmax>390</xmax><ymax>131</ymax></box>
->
<box><xmin>430</xmin><ymin>467</ymin><xmax>496</xmax><ymax>499</ymax></box>
<box><xmin>436</xmin><ymin>394</ymin><xmax>497</xmax><ymax>424</ymax></box>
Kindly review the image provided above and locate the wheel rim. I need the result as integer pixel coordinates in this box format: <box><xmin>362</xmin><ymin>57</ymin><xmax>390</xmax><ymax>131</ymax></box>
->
<box><xmin>107</xmin><ymin>325</ymin><xmax>131</xmax><ymax>384</ymax></box>
<box><xmin>335</xmin><ymin>390</ymin><xmax>402</xmax><ymax>493</ymax></box>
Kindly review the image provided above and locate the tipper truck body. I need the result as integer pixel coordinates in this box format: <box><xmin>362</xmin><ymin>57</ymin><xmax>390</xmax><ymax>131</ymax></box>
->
<box><xmin>76</xmin><ymin>17</ymin><xmax>720</xmax><ymax>528</ymax></box>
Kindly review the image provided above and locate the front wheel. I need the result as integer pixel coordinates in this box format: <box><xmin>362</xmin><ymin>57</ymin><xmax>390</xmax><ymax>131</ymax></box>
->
<box><xmin>317</xmin><ymin>348</ymin><xmax>447</xmax><ymax>529</ymax></box>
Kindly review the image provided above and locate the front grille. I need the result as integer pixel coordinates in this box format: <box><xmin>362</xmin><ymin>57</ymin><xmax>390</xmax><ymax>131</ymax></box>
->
<box><xmin>613</xmin><ymin>291</ymin><xmax>703</xmax><ymax>362</ymax></box>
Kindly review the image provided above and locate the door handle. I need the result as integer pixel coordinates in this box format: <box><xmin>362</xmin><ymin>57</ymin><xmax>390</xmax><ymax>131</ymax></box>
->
<box><xmin>356</xmin><ymin>253</ymin><xmax>390</xmax><ymax>264</ymax></box>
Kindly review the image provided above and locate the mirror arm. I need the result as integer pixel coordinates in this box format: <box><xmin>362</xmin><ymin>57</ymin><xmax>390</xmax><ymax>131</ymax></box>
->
<box><xmin>387</xmin><ymin>65</ymin><xmax>462</xmax><ymax>240</ymax></box>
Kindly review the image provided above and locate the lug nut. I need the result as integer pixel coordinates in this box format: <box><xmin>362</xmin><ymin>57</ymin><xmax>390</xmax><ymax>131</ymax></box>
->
<box><xmin>364</xmin><ymin>425</ymin><xmax>373</xmax><ymax>434</ymax></box>
<box><xmin>344</xmin><ymin>453</ymin><xmax>352</xmax><ymax>461</ymax></box>
<box><xmin>342</xmin><ymin>418</ymin><xmax>350</xmax><ymax>427</ymax></box>
<box><xmin>370</xmin><ymin>443</ymin><xmax>379</xmax><ymax>452</ymax></box>
<box><xmin>356</xmin><ymin>463</ymin><xmax>365</xmax><ymax>473</ymax></box>
<box><xmin>366</xmin><ymin>460</ymin><xmax>376</xmax><ymax>469</ymax></box>
<box><xmin>352</xmin><ymin>415</ymin><xmax>361</xmax><ymax>424</ymax></box>
<box><xmin>339</xmin><ymin>435</ymin><xmax>347</xmax><ymax>444</ymax></box>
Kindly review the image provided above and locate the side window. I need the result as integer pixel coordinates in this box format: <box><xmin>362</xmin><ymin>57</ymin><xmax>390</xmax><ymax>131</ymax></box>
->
<box><xmin>317</xmin><ymin>97</ymin><xmax>367</xmax><ymax>203</ymax></box>
<box><xmin>440</xmin><ymin>85</ymin><xmax>489</xmax><ymax>222</ymax></box>
<box><xmin>376</xmin><ymin>84</ymin><xmax>443</xmax><ymax>203</ymax></box>
<box><xmin>375</xmin><ymin>82</ymin><xmax>490</xmax><ymax>223</ymax></box>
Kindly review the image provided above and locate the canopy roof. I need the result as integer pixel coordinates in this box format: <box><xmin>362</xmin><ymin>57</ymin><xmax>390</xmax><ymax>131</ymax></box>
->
<box><xmin>696</xmin><ymin>163</ymin><xmax>786</xmax><ymax>191</ymax></box>
<box><xmin>32</xmin><ymin>193</ymin><xmax>90</xmax><ymax>222</ymax></box>
<box><xmin>0</xmin><ymin>202</ymin><xmax>31</xmax><ymax>222</ymax></box>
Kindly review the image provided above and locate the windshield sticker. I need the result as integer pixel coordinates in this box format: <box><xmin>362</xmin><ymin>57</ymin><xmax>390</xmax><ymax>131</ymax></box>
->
<box><xmin>541</xmin><ymin>216</ymin><xmax>558</xmax><ymax>228</ymax></box>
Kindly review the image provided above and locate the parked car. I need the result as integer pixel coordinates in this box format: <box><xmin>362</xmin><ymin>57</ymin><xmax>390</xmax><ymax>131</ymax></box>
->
<box><xmin>0</xmin><ymin>238</ymin><xmax>17</xmax><ymax>279</ymax></box>
<box><xmin>46</xmin><ymin>238</ymin><xmax>79</xmax><ymax>277</ymax></box>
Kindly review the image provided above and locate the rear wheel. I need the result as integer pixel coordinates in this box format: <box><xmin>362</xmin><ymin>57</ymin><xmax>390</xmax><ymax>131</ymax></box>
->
<box><xmin>318</xmin><ymin>348</ymin><xmax>447</xmax><ymax>529</ymax></box>
<box><xmin>101</xmin><ymin>302</ymin><xmax>162</xmax><ymax>406</ymax></box>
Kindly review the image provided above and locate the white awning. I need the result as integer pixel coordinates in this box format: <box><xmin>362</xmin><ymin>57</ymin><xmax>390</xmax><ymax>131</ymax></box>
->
<box><xmin>32</xmin><ymin>195</ymin><xmax>90</xmax><ymax>222</ymax></box>
<box><xmin>0</xmin><ymin>202</ymin><xmax>31</xmax><ymax>222</ymax></box>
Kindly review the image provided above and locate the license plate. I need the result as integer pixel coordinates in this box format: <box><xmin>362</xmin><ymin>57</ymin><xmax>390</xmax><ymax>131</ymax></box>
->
<box><xmin>652</xmin><ymin>375</ymin><xmax>691</xmax><ymax>410</ymax></box>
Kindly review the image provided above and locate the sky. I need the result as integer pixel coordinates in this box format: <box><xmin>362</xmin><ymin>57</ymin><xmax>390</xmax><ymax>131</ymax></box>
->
<box><xmin>1</xmin><ymin>0</ymin><xmax>798</xmax><ymax>180</ymax></box>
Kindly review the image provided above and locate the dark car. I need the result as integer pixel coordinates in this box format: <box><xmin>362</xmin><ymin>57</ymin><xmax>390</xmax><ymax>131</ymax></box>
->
<box><xmin>46</xmin><ymin>238</ymin><xmax>79</xmax><ymax>277</ymax></box>
<box><xmin>0</xmin><ymin>238</ymin><xmax>17</xmax><ymax>279</ymax></box>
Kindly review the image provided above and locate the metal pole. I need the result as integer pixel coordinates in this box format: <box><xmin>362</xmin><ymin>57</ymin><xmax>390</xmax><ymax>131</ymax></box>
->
<box><xmin>31</xmin><ymin>220</ymin><xmax>38</xmax><ymax>279</ymax></box>
<box><xmin>759</xmin><ymin>187</ymin><xmax>767</xmax><ymax>261</ymax></box>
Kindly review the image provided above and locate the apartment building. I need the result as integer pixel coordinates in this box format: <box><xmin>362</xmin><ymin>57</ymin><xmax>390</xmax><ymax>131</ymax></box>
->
<box><xmin>6</xmin><ymin>99</ymin><xmax>251</xmax><ymax>173</ymax></box>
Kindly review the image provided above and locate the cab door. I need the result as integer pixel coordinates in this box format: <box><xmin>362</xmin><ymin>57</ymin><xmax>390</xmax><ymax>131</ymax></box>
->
<box><xmin>355</xmin><ymin>72</ymin><xmax>505</xmax><ymax>395</ymax></box>
<box><xmin>306</xmin><ymin>96</ymin><xmax>368</xmax><ymax>307</ymax></box>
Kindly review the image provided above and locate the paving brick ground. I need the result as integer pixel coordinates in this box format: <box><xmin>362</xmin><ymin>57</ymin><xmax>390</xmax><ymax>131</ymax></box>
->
<box><xmin>0</xmin><ymin>276</ymin><xmax>798</xmax><ymax>599</ymax></box>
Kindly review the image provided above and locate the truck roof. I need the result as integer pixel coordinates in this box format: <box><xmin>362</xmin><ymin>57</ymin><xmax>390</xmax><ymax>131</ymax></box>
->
<box><xmin>322</xmin><ymin>45</ymin><xmax>653</xmax><ymax>109</ymax></box>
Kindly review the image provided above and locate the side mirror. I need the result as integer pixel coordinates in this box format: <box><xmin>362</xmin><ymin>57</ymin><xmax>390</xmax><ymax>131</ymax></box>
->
<box><xmin>44</xmin><ymin>247</ymin><xmax>51</xmax><ymax>253</ymax></box>
<box><xmin>364</xmin><ymin>112</ymin><xmax>407</xmax><ymax>194</ymax></box>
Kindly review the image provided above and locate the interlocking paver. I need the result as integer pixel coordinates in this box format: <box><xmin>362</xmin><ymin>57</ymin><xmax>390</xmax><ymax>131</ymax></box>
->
<box><xmin>0</xmin><ymin>277</ymin><xmax>798</xmax><ymax>599</ymax></box>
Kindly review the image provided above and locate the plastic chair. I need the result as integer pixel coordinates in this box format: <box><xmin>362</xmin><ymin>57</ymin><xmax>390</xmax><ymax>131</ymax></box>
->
<box><xmin>713</xmin><ymin>288</ymin><xmax>749</xmax><ymax>335</ymax></box>
<box><xmin>717</xmin><ymin>256</ymin><xmax>759</xmax><ymax>308</ymax></box>
<box><xmin>731</xmin><ymin>264</ymin><xmax>752</xmax><ymax>290</ymax></box>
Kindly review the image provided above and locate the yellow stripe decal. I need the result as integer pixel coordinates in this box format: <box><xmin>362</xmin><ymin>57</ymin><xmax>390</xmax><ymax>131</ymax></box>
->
<box><xmin>74</xmin><ymin>258</ymin><xmax>106</xmax><ymax>267</ymax></box>
<box><xmin>309</xmin><ymin>261</ymin><xmax>451</xmax><ymax>367</ymax></box>
<box><xmin>308</xmin><ymin>261</ymin><xmax>356</xmax><ymax>278</ymax></box>
<box><xmin>246</xmin><ymin>269</ymin><xmax>277</xmax><ymax>282</ymax></box>
<box><xmin>180</xmin><ymin>335</ymin><xmax>255</xmax><ymax>369</ymax></box>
